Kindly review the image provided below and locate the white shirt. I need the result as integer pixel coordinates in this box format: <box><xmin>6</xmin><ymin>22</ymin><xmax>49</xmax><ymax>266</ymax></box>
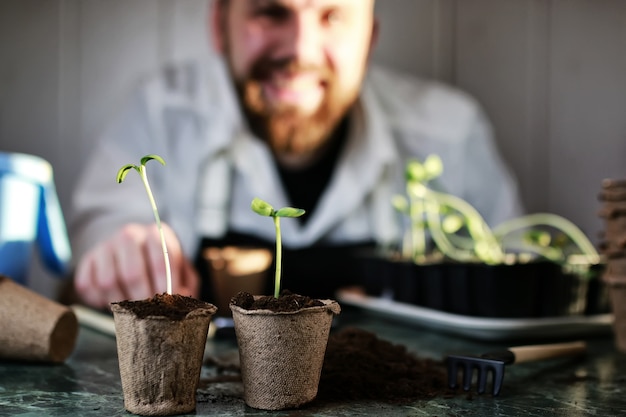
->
<box><xmin>69</xmin><ymin>57</ymin><xmax>523</xmax><ymax>263</ymax></box>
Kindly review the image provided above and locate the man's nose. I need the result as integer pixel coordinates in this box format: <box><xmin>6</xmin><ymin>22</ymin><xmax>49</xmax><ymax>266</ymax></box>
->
<box><xmin>274</xmin><ymin>14</ymin><xmax>323</xmax><ymax>65</ymax></box>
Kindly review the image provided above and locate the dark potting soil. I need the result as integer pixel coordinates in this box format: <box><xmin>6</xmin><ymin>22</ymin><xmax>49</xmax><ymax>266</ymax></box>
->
<box><xmin>114</xmin><ymin>293</ymin><xmax>211</xmax><ymax>320</ymax></box>
<box><xmin>230</xmin><ymin>290</ymin><xmax>324</xmax><ymax>312</ymax></box>
<box><xmin>317</xmin><ymin>327</ymin><xmax>454</xmax><ymax>404</ymax></box>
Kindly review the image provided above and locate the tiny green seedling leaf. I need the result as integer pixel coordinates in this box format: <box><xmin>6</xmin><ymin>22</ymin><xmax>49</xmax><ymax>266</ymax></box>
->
<box><xmin>406</xmin><ymin>159</ymin><xmax>426</xmax><ymax>182</ymax></box>
<box><xmin>116</xmin><ymin>164</ymin><xmax>136</xmax><ymax>183</ymax></box>
<box><xmin>141</xmin><ymin>154</ymin><xmax>165</xmax><ymax>167</ymax></box>
<box><xmin>423</xmin><ymin>154</ymin><xmax>443</xmax><ymax>180</ymax></box>
<box><xmin>524</xmin><ymin>230</ymin><xmax>552</xmax><ymax>247</ymax></box>
<box><xmin>392</xmin><ymin>195</ymin><xmax>409</xmax><ymax>213</ymax></box>
<box><xmin>251</xmin><ymin>197</ymin><xmax>305</xmax><ymax>298</ymax></box>
<box><xmin>442</xmin><ymin>214</ymin><xmax>464</xmax><ymax>234</ymax></box>
<box><xmin>116</xmin><ymin>154</ymin><xmax>172</xmax><ymax>295</ymax></box>
<box><xmin>251</xmin><ymin>198</ymin><xmax>274</xmax><ymax>217</ymax></box>
<box><xmin>275</xmin><ymin>207</ymin><xmax>306</xmax><ymax>218</ymax></box>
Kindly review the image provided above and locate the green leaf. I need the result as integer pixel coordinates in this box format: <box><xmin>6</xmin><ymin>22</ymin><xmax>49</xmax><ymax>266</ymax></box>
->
<box><xmin>553</xmin><ymin>233</ymin><xmax>570</xmax><ymax>249</ymax></box>
<box><xmin>251</xmin><ymin>197</ymin><xmax>274</xmax><ymax>217</ymax></box>
<box><xmin>116</xmin><ymin>164</ymin><xmax>137</xmax><ymax>183</ymax></box>
<box><xmin>141</xmin><ymin>154</ymin><xmax>166</xmax><ymax>167</ymax></box>
<box><xmin>406</xmin><ymin>160</ymin><xmax>425</xmax><ymax>182</ymax></box>
<box><xmin>275</xmin><ymin>207</ymin><xmax>306</xmax><ymax>218</ymax></box>
<box><xmin>442</xmin><ymin>214</ymin><xmax>464</xmax><ymax>234</ymax></box>
<box><xmin>392</xmin><ymin>195</ymin><xmax>408</xmax><ymax>212</ymax></box>
<box><xmin>407</xmin><ymin>182</ymin><xmax>427</xmax><ymax>198</ymax></box>
<box><xmin>524</xmin><ymin>230</ymin><xmax>552</xmax><ymax>247</ymax></box>
<box><xmin>423</xmin><ymin>155</ymin><xmax>443</xmax><ymax>180</ymax></box>
<box><xmin>475</xmin><ymin>241</ymin><xmax>499</xmax><ymax>264</ymax></box>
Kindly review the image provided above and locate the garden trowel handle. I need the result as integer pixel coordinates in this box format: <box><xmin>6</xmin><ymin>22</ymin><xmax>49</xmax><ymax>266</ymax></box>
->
<box><xmin>510</xmin><ymin>341</ymin><xmax>587</xmax><ymax>364</ymax></box>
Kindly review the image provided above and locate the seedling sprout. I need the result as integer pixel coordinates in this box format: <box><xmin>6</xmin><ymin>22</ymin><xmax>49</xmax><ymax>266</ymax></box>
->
<box><xmin>393</xmin><ymin>155</ymin><xmax>600</xmax><ymax>265</ymax></box>
<box><xmin>116</xmin><ymin>154</ymin><xmax>172</xmax><ymax>294</ymax></box>
<box><xmin>251</xmin><ymin>198</ymin><xmax>305</xmax><ymax>298</ymax></box>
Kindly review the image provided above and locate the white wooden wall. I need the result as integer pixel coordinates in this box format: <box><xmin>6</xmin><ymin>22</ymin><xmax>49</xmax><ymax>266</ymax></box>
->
<box><xmin>1</xmin><ymin>0</ymin><xmax>625</xmax><ymax>295</ymax></box>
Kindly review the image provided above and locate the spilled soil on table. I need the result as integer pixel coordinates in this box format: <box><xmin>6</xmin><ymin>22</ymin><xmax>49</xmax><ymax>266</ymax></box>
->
<box><xmin>317</xmin><ymin>327</ymin><xmax>454</xmax><ymax>404</ymax></box>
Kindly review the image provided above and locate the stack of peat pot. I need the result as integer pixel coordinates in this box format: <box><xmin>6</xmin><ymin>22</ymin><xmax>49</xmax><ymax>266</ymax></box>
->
<box><xmin>599</xmin><ymin>178</ymin><xmax>626</xmax><ymax>351</ymax></box>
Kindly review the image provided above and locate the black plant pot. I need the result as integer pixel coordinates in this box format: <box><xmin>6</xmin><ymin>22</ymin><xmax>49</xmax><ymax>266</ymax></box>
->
<box><xmin>444</xmin><ymin>260</ymin><xmax>595</xmax><ymax>318</ymax></box>
<box><xmin>390</xmin><ymin>260</ymin><xmax>420</xmax><ymax>304</ymax></box>
<box><xmin>585</xmin><ymin>263</ymin><xmax>610</xmax><ymax>315</ymax></box>
<box><xmin>444</xmin><ymin>263</ymin><xmax>474</xmax><ymax>316</ymax></box>
<box><xmin>357</xmin><ymin>254</ymin><xmax>603</xmax><ymax>319</ymax></box>
<box><xmin>357</xmin><ymin>254</ymin><xmax>392</xmax><ymax>297</ymax></box>
<box><xmin>468</xmin><ymin>261</ymin><xmax>553</xmax><ymax>318</ymax></box>
<box><xmin>551</xmin><ymin>261</ymin><xmax>609</xmax><ymax>317</ymax></box>
<box><xmin>415</xmin><ymin>263</ymin><xmax>447</xmax><ymax>311</ymax></box>
<box><xmin>537</xmin><ymin>266</ymin><xmax>579</xmax><ymax>317</ymax></box>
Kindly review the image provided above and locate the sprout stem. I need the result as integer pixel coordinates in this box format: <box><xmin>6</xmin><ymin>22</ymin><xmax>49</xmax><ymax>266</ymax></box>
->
<box><xmin>274</xmin><ymin>216</ymin><xmax>282</xmax><ymax>299</ymax></box>
<box><xmin>423</xmin><ymin>186</ymin><xmax>505</xmax><ymax>264</ymax></box>
<box><xmin>250</xmin><ymin>198</ymin><xmax>304</xmax><ymax>298</ymax></box>
<box><xmin>410</xmin><ymin>195</ymin><xmax>426</xmax><ymax>261</ymax></box>
<box><xmin>396</xmin><ymin>155</ymin><xmax>598</xmax><ymax>267</ymax></box>
<box><xmin>493</xmin><ymin>213</ymin><xmax>600</xmax><ymax>264</ymax></box>
<box><xmin>139</xmin><ymin>166</ymin><xmax>172</xmax><ymax>294</ymax></box>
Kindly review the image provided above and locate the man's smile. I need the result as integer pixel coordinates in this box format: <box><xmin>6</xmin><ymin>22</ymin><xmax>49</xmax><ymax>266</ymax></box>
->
<box><xmin>261</xmin><ymin>72</ymin><xmax>325</xmax><ymax>113</ymax></box>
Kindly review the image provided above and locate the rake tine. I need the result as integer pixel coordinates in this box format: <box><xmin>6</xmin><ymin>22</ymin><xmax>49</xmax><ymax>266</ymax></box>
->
<box><xmin>447</xmin><ymin>341</ymin><xmax>586</xmax><ymax>396</ymax></box>
<box><xmin>447</xmin><ymin>358</ymin><xmax>459</xmax><ymax>389</ymax></box>
<box><xmin>462</xmin><ymin>361</ymin><xmax>473</xmax><ymax>391</ymax></box>
<box><xmin>480</xmin><ymin>361</ymin><xmax>506</xmax><ymax>395</ymax></box>
<box><xmin>446</xmin><ymin>355</ymin><xmax>507</xmax><ymax>396</ymax></box>
<box><xmin>492</xmin><ymin>365</ymin><xmax>506</xmax><ymax>396</ymax></box>
<box><xmin>477</xmin><ymin>363</ymin><xmax>489</xmax><ymax>394</ymax></box>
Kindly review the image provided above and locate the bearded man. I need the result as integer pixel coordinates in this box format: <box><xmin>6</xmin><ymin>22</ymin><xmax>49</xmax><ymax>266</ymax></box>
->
<box><xmin>69</xmin><ymin>0</ymin><xmax>522</xmax><ymax>308</ymax></box>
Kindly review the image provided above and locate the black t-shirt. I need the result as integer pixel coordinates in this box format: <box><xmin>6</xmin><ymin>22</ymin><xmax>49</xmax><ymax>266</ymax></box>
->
<box><xmin>275</xmin><ymin>117</ymin><xmax>349</xmax><ymax>225</ymax></box>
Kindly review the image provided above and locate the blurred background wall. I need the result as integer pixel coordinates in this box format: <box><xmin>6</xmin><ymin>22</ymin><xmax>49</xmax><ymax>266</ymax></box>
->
<box><xmin>1</xmin><ymin>0</ymin><xmax>625</xmax><ymax>296</ymax></box>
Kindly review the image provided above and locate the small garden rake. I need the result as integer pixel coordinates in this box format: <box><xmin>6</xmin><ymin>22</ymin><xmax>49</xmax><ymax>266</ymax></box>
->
<box><xmin>446</xmin><ymin>341</ymin><xmax>587</xmax><ymax>396</ymax></box>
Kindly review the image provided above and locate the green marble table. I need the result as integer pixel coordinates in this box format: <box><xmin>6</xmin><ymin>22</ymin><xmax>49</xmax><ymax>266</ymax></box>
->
<box><xmin>1</xmin><ymin>307</ymin><xmax>626</xmax><ymax>417</ymax></box>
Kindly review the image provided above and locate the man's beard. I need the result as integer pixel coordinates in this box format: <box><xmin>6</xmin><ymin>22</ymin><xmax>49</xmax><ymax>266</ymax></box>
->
<box><xmin>231</xmin><ymin>56</ymin><xmax>359</xmax><ymax>164</ymax></box>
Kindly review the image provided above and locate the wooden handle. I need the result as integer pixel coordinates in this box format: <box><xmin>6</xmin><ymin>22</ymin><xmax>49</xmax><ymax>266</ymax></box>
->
<box><xmin>509</xmin><ymin>341</ymin><xmax>587</xmax><ymax>364</ymax></box>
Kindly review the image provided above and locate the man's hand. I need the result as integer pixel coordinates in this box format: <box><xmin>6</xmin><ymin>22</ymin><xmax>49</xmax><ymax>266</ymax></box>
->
<box><xmin>74</xmin><ymin>223</ymin><xmax>199</xmax><ymax>308</ymax></box>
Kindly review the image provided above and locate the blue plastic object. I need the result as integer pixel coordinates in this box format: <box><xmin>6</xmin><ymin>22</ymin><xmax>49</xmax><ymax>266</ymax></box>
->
<box><xmin>0</xmin><ymin>152</ymin><xmax>72</xmax><ymax>285</ymax></box>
